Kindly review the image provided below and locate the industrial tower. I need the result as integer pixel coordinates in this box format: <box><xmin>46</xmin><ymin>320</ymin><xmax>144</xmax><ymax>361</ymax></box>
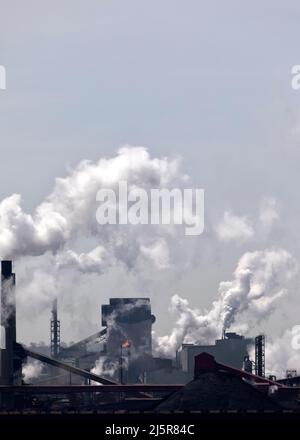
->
<box><xmin>50</xmin><ymin>298</ymin><xmax>60</xmax><ymax>357</ymax></box>
<box><xmin>255</xmin><ymin>335</ymin><xmax>265</xmax><ymax>377</ymax></box>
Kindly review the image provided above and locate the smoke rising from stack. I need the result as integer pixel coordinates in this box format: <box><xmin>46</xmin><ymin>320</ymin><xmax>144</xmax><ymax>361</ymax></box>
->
<box><xmin>155</xmin><ymin>249</ymin><xmax>297</xmax><ymax>357</ymax></box>
<box><xmin>0</xmin><ymin>146</ymin><xmax>184</xmax><ymax>262</ymax></box>
<box><xmin>0</xmin><ymin>147</ymin><xmax>198</xmax><ymax>313</ymax></box>
<box><xmin>220</xmin><ymin>249</ymin><xmax>296</xmax><ymax>330</ymax></box>
<box><xmin>0</xmin><ymin>146</ymin><xmax>200</xmax><ymax>322</ymax></box>
<box><xmin>0</xmin><ymin>145</ymin><xmax>298</xmax><ymax>378</ymax></box>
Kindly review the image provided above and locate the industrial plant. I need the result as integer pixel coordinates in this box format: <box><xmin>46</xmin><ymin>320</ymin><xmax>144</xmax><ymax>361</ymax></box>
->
<box><xmin>1</xmin><ymin>260</ymin><xmax>300</xmax><ymax>414</ymax></box>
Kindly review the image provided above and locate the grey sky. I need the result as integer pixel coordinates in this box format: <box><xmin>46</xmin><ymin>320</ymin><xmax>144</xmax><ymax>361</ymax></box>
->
<box><xmin>1</xmin><ymin>1</ymin><xmax>300</xmax><ymax>345</ymax></box>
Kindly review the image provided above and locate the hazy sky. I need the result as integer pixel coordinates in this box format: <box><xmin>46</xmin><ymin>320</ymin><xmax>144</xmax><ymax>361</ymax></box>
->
<box><xmin>1</xmin><ymin>1</ymin><xmax>300</xmax><ymax>345</ymax></box>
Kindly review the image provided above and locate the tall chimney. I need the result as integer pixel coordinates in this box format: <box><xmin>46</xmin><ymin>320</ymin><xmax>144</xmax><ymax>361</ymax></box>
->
<box><xmin>255</xmin><ymin>335</ymin><xmax>265</xmax><ymax>377</ymax></box>
<box><xmin>50</xmin><ymin>298</ymin><xmax>60</xmax><ymax>357</ymax></box>
<box><xmin>0</xmin><ymin>260</ymin><xmax>16</xmax><ymax>385</ymax></box>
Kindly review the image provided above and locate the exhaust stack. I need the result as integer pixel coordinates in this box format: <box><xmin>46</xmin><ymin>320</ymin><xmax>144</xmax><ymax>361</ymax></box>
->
<box><xmin>0</xmin><ymin>260</ymin><xmax>16</xmax><ymax>385</ymax></box>
<box><xmin>50</xmin><ymin>298</ymin><xmax>60</xmax><ymax>357</ymax></box>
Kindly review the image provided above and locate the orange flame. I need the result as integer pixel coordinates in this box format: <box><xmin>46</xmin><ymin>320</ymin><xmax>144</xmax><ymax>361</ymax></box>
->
<box><xmin>122</xmin><ymin>340</ymin><xmax>131</xmax><ymax>348</ymax></box>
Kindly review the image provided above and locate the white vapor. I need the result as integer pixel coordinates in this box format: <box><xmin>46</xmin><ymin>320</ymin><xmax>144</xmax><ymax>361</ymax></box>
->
<box><xmin>264</xmin><ymin>326</ymin><xmax>300</xmax><ymax>378</ymax></box>
<box><xmin>91</xmin><ymin>357</ymin><xmax>119</xmax><ymax>382</ymax></box>
<box><xmin>0</xmin><ymin>146</ymin><xmax>183</xmax><ymax>262</ymax></box>
<box><xmin>216</xmin><ymin>211</ymin><xmax>254</xmax><ymax>243</ymax></box>
<box><xmin>56</xmin><ymin>246</ymin><xmax>109</xmax><ymax>274</ymax></box>
<box><xmin>0</xmin><ymin>146</ymin><xmax>197</xmax><ymax>313</ymax></box>
<box><xmin>259</xmin><ymin>197</ymin><xmax>279</xmax><ymax>230</ymax></box>
<box><xmin>155</xmin><ymin>249</ymin><xmax>297</xmax><ymax>357</ymax></box>
<box><xmin>216</xmin><ymin>197</ymin><xmax>280</xmax><ymax>245</ymax></box>
<box><xmin>0</xmin><ymin>145</ymin><xmax>295</xmax><ymax>361</ymax></box>
<box><xmin>140</xmin><ymin>238</ymin><xmax>170</xmax><ymax>270</ymax></box>
<box><xmin>22</xmin><ymin>360</ymin><xmax>43</xmax><ymax>382</ymax></box>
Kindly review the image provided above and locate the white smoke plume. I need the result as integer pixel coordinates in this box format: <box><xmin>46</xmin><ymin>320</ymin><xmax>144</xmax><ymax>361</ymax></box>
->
<box><xmin>219</xmin><ymin>248</ymin><xmax>296</xmax><ymax>331</ymax></box>
<box><xmin>154</xmin><ymin>294</ymin><xmax>220</xmax><ymax>356</ymax></box>
<box><xmin>0</xmin><ymin>146</ymin><xmax>184</xmax><ymax>263</ymax></box>
<box><xmin>140</xmin><ymin>238</ymin><xmax>170</xmax><ymax>270</ymax></box>
<box><xmin>264</xmin><ymin>325</ymin><xmax>300</xmax><ymax>378</ymax></box>
<box><xmin>216</xmin><ymin>211</ymin><xmax>254</xmax><ymax>243</ymax></box>
<box><xmin>91</xmin><ymin>357</ymin><xmax>119</xmax><ymax>382</ymax></box>
<box><xmin>216</xmin><ymin>197</ymin><xmax>280</xmax><ymax>245</ymax></box>
<box><xmin>56</xmin><ymin>246</ymin><xmax>109</xmax><ymax>274</ymax></box>
<box><xmin>0</xmin><ymin>146</ymin><xmax>198</xmax><ymax>314</ymax></box>
<box><xmin>22</xmin><ymin>360</ymin><xmax>43</xmax><ymax>382</ymax></box>
<box><xmin>259</xmin><ymin>197</ymin><xmax>279</xmax><ymax>230</ymax></box>
<box><xmin>155</xmin><ymin>249</ymin><xmax>297</xmax><ymax>357</ymax></box>
<box><xmin>0</xmin><ymin>145</ymin><xmax>295</xmax><ymax>360</ymax></box>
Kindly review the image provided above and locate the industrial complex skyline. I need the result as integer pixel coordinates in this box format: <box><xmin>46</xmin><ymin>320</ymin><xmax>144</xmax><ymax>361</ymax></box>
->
<box><xmin>1</xmin><ymin>1</ymin><xmax>300</xmax><ymax>379</ymax></box>
<box><xmin>1</xmin><ymin>0</ymin><xmax>300</xmax><ymax>425</ymax></box>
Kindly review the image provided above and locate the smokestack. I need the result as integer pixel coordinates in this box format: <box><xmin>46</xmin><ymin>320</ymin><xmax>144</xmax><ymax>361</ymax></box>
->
<box><xmin>0</xmin><ymin>260</ymin><xmax>16</xmax><ymax>386</ymax></box>
<box><xmin>255</xmin><ymin>335</ymin><xmax>265</xmax><ymax>377</ymax></box>
<box><xmin>50</xmin><ymin>298</ymin><xmax>60</xmax><ymax>357</ymax></box>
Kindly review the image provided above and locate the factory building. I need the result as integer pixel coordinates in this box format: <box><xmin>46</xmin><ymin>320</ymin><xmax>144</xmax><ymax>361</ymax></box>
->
<box><xmin>2</xmin><ymin>259</ymin><xmax>299</xmax><ymax>414</ymax></box>
<box><xmin>102</xmin><ymin>298</ymin><xmax>155</xmax><ymax>356</ymax></box>
<box><xmin>177</xmin><ymin>332</ymin><xmax>253</xmax><ymax>381</ymax></box>
<box><xmin>0</xmin><ymin>261</ymin><xmax>256</xmax><ymax>392</ymax></box>
<box><xmin>101</xmin><ymin>298</ymin><xmax>155</xmax><ymax>383</ymax></box>
<box><xmin>55</xmin><ymin>297</ymin><xmax>156</xmax><ymax>384</ymax></box>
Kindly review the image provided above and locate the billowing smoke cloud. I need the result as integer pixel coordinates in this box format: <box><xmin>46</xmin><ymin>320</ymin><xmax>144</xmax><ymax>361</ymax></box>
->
<box><xmin>22</xmin><ymin>360</ymin><xmax>43</xmax><ymax>382</ymax></box>
<box><xmin>215</xmin><ymin>197</ymin><xmax>280</xmax><ymax>245</ymax></box>
<box><xmin>1</xmin><ymin>145</ymin><xmax>296</xmax><ymax>358</ymax></box>
<box><xmin>140</xmin><ymin>238</ymin><xmax>170</xmax><ymax>270</ymax></box>
<box><xmin>264</xmin><ymin>326</ymin><xmax>300</xmax><ymax>378</ymax></box>
<box><xmin>0</xmin><ymin>146</ymin><xmax>198</xmax><ymax>315</ymax></box>
<box><xmin>155</xmin><ymin>249</ymin><xmax>297</xmax><ymax>357</ymax></box>
<box><xmin>154</xmin><ymin>294</ymin><xmax>220</xmax><ymax>356</ymax></box>
<box><xmin>219</xmin><ymin>248</ymin><xmax>296</xmax><ymax>331</ymax></box>
<box><xmin>216</xmin><ymin>211</ymin><xmax>254</xmax><ymax>243</ymax></box>
<box><xmin>259</xmin><ymin>197</ymin><xmax>279</xmax><ymax>230</ymax></box>
<box><xmin>56</xmin><ymin>246</ymin><xmax>109</xmax><ymax>274</ymax></box>
<box><xmin>0</xmin><ymin>146</ymin><xmax>184</xmax><ymax>263</ymax></box>
<box><xmin>91</xmin><ymin>357</ymin><xmax>119</xmax><ymax>382</ymax></box>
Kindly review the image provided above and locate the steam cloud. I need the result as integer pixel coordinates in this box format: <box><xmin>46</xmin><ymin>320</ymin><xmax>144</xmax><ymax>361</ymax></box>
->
<box><xmin>22</xmin><ymin>360</ymin><xmax>43</xmax><ymax>382</ymax></box>
<box><xmin>0</xmin><ymin>145</ymin><xmax>297</xmax><ymax>376</ymax></box>
<box><xmin>155</xmin><ymin>249</ymin><xmax>297</xmax><ymax>357</ymax></box>
<box><xmin>216</xmin><ymin>211</ymin><xmax>254</xmax><ymax>243</ymax></box>
<box><xmin>0</xmin><ymin>146</ymin><xmax>184</xmax><ymax>264</ymax></box>
<box><xmin>0</xmin><ymin>146</ymin><xmax>195</xmax><ymax>313</ymax></box>
<box><xmin>216</xmin><ymin>197</ymin><xmax>280</xmax><ymax>245</ymax></box>
<box><xmin>91</xmin><ymin>357</ymin><xmax>119</xmax><ymax>382</ymax></box>
<box><xmin>264</xmin><ymin>326</ymin><xmax>300</xmax><ymax>378</ymax></box>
